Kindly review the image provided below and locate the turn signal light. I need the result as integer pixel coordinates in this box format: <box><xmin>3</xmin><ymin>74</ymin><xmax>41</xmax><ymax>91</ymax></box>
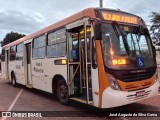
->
<box><xmin>54</xmin><ymin>59</ymin><xmax>67</xmax><ymax>65</ymax></box>
<box><xmin>62</xmin><ymin>59</ymin><xmax>67</xmax><ymax>64</ymax></box>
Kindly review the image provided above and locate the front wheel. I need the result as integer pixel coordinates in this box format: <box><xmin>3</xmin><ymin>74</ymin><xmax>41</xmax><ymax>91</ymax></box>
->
<box><xmin>57</xmin><ymin>79</ymin><xmax>69</xmax><ymax>105</ymax></box>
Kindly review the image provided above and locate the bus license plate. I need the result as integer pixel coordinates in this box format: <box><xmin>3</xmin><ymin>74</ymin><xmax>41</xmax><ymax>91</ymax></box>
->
<box><xmin>136</xmin><ymin>90</ymin><xmax>145</xmax><ymax>97</ymax></box>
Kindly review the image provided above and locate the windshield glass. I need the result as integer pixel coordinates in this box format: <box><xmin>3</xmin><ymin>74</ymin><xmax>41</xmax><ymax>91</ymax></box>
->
<box><xmin>101</xmin><ymin>23</ymin><xmax>156</xmax><ymax>69</ymax></box>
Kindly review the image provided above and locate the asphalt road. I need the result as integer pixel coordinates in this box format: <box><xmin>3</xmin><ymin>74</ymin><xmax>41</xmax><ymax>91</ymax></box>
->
<box><xmin>0</xmin><ymin>78</ymin><xmax>159</xmax><ymax>120</ymax></box>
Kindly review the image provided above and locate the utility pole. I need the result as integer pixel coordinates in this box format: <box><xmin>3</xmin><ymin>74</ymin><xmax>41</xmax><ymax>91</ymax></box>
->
<box><xmin>100</xmin><ymin>0</ymin><xmax>103</xmax><ymax>8</ymax></box>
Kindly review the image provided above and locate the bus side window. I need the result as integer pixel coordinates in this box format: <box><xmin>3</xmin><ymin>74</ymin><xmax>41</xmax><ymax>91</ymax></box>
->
<box><xmin>47</xmin><ymin>28</ymin><xmax>66</xmax><ymax>58</ymax></box>
<box><xmin>1</xmin><ymin>49</ymin><xmax>5</xmax><ymax>62</ymax></box>
<box><xmin>16</xmin><ymin>43</ymin><xmax>24</xmax><ymax>60</ymax></box>
<box><xmin>33</xmin><ymin>35</ymin><xmax>46</xmax><ymax>59</ymax></box>
<box><xmin>10</xmin><ymin>46</ymin><xmax>16</xmax><ymax>61</ymax></box>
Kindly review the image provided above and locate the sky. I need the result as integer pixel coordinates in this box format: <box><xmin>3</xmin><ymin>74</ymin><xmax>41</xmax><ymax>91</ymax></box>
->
<box><xmin>0</xmin><ymin>0</ymin><xmax>160</xmax><ymax>44</ymax></box>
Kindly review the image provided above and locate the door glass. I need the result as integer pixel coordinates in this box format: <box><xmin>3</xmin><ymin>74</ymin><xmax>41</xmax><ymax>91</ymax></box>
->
<box><xmin>68</xmin><ymin>29</ymin><xmax>81</xmax><ymax>95</ymax></box>
<box><xmin>27</xmin><ymin>45</ymin><xmax>31</xmax><ymax>64</ymax></box>
<box><xmin>69</xmin><ymin>32</ymin><xmax>79</xmax><ymax>62</ymax></box>
<box><xmin>86</xmin><ymin>26</ymin><xmax>91</xmax><ymax>62</ymax></box>
<box><xmin>69</xmin><ymin>64</ymin><xmax>80</xmax><ymax>94</ymax></box>
<box><xmin>88</xmin><ymin>64</ymin><xmax>93</xmax><ymax>101</ymax></box>
<box><xmin>79</xmin><ymin>28</ymin><xmax>87</xmax><ymax>88</ymax></box>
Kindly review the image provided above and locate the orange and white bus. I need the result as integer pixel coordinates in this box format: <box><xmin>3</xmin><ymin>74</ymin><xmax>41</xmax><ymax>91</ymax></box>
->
<box><xmin>1</xmin><ymin>8</ymin><xmax>159</xmax><ymax>108</ymax></box>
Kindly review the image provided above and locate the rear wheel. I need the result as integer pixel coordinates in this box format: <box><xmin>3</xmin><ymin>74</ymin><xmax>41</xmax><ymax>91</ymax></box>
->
<box><xmin>57</xmin><ymin>79</ymin><xmax>69</xmax><ymax>105</ymax></box>
<box><xmin>11</xmin><ymin>73</ymin><xmax>17</xmax><ymax>87</ymax></box>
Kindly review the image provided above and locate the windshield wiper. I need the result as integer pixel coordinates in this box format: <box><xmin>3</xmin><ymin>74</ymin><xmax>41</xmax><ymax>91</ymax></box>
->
<box><xmin>134</xmin><ymin>25</ymin><xmax>142</xmax><ymax>52</ymax></box>
<box><xmin>137</xmin><ymin>25</ymin><xmax>143</xmax><ymax>42</ymax></box>
<box><xmin>130</xmin><ymin>32</ymin><xmax>139</xmax><ymax>57</ymax></box>
<box><xmin>112</xmin><ymin>21</ymin><xmax>130</xmax><ymax>56</ymax></box>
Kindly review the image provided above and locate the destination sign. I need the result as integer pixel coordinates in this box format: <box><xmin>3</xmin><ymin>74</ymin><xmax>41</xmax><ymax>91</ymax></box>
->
<box><xmin>101</xmin><ymin>11</ymin><xmax>139</xmax><ymax>24</ymax></box>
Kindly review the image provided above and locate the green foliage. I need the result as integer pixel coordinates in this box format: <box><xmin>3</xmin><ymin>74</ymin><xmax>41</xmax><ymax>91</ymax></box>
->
<box><xmin>0</xmin><ymin>31</ymin><xmax>26</xmax><ymax>47</ymax></box>
<box><xmin>150</xmin><ymin>11</ymin><xmax>160</xmax><ymax>38</ymax></box>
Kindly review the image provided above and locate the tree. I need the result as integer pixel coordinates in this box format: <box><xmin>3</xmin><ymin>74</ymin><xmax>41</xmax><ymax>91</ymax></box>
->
<box><xmin>150</xmin><ymin>11</ymin><xmax>160</xmax><ymax>39</ymax></box>
<box><xmin>0</xmin><ymin>31</ymin><xmax>26</xmax><ymax>47</ymax></box>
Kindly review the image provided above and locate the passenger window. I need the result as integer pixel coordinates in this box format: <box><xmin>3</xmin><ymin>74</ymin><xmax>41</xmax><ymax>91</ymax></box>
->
<box><xmin>16</xmin><ymin>43</ymin><xmax>24</xmax><ymax>60</ymax></box>
<box><xmin>1</xmin><ymin>49</ymin><xmax>5</xmax><ymax>62</ymax></box>
<box><xmin>47</xmin><ymin>28</ymin><xmax>66</xmax><ymax>58</ymax></box>
<box><xmin>33</xmin><ymin>35</ymin><xmax>46</xmax><ymax>59</ymax></box>
<box><xmin>10</xmin><ymin>46</ymin><xmax>16</xmax><ymax>61</ymax></box>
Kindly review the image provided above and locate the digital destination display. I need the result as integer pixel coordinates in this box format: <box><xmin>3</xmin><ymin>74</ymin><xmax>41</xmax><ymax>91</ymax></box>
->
<box><xmin>101</xmin><ymin>11</ymin><xmax>139</xmax><ymax>24</ymax></box>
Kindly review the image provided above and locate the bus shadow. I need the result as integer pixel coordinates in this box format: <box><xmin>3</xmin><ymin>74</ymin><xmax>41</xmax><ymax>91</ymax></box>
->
<box><xmin>69</xmin><ymin>100</ymin><xmax>156</xmax><ymax>111</ymax></box>
<box><xmin>68</xmin><ymin>100</ymin><xmax>159</xmax><ymax>117</ymax></box>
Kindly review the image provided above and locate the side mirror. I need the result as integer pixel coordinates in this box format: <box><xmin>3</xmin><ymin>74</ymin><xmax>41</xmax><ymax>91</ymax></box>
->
<box><xmin>92</xmin><ymin>37</ymin><xmax>97</xmax><ymax>69</ymax></box>
<box><xmin>153</xmin><ymin>46</ymin><xmax>156</xmax><ymax>57</ymax></box>
<box><xmin>94</xmin><ymin>22</ymin><xmax>102</xmax><ymax>40</ymax></box>
<box><xmin>143</xmin><ymin>28</ymin><xmax>150</xmax><ymax>35</ymax></box>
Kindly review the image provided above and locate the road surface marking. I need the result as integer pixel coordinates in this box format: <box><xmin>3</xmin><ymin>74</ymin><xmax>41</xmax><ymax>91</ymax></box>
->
<box><xmin>1</xmin><ymin>88</ymin><xmax>23</xmax><ymax>120</ymax></box>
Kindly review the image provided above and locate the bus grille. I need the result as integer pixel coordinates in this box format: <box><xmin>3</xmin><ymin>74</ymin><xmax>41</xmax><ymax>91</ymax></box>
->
<box><xmin>118</xmin><ymin>71</ymin><xmax>154</xmax><ymax>82</ymax></box>
<box><xmin>126</xmin><ymin>90</ymin><xmax>151</xmax><ymax>101</ymax></box>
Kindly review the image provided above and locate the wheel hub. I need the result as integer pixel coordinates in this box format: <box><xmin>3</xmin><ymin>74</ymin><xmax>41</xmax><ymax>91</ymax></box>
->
<box><xmin>58</xmin><ymin>85</ymin><xmax>67</xmax><ymax>98</ymax></box>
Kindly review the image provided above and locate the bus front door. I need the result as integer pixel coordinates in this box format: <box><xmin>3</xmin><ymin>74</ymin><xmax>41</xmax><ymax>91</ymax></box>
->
<box><xmin>26</xmin><ymin>44</ymin><xmax>32</xmax><ymax>85</ymax></box>
<box><xmin>67</xmin><ymin>24</ymin><xmax>93</xmax><ymax>103</ymax></box>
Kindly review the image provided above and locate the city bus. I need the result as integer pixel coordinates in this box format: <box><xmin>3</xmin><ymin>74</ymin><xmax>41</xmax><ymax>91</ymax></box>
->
<box><xmin>1</xmin><ymin>8</ymin><xmax>159</xmax><ymax>108</ymax></box>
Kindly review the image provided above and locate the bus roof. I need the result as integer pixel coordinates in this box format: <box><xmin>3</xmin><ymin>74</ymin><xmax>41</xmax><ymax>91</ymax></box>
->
<box><xmin>2</xmin><ymin>7</ymin><xmax>96</xmax><ymax>49</ymax></box>
<box><xmin>2</xmin><ymin>7</ymin><xmax>142</xmax><ymax>49</ymax></box>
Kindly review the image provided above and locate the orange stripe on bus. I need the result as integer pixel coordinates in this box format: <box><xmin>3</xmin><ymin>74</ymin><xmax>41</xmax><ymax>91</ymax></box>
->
<box><xmin>95</xmin><ymin>40</ymin><xmax>109</xmax><ymax>108</ymax></box>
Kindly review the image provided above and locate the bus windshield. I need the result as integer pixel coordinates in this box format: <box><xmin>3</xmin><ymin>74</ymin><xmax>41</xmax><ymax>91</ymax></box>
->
<box><xmin>101</xmin><ymin>22</ymin><xmax>156</xmax><ymax>69</ymax></box>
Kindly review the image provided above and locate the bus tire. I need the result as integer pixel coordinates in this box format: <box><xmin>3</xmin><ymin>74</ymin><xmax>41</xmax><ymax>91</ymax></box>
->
<box><xmin>57</xmin><ymin>79</ymin><xmax>69</xmax><ymax>105</ymax></box>
<box><xmin>11</xmin><ymin>73</ymin><xmax>17</xmax><ymax>87</ymax></box>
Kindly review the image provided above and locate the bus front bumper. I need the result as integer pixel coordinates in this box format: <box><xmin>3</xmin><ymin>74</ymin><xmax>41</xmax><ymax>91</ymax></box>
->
<box><xmin>101</xmin><ymin>80</ymin><xmax>159</xmax><ymax>108</ymax></box>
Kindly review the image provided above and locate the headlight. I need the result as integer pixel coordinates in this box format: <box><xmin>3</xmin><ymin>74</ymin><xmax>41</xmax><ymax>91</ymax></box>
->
<box><xmin>107</xmin><ymin>74</ymin><xmax>121</xmax><ymax>91</ymax></box>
